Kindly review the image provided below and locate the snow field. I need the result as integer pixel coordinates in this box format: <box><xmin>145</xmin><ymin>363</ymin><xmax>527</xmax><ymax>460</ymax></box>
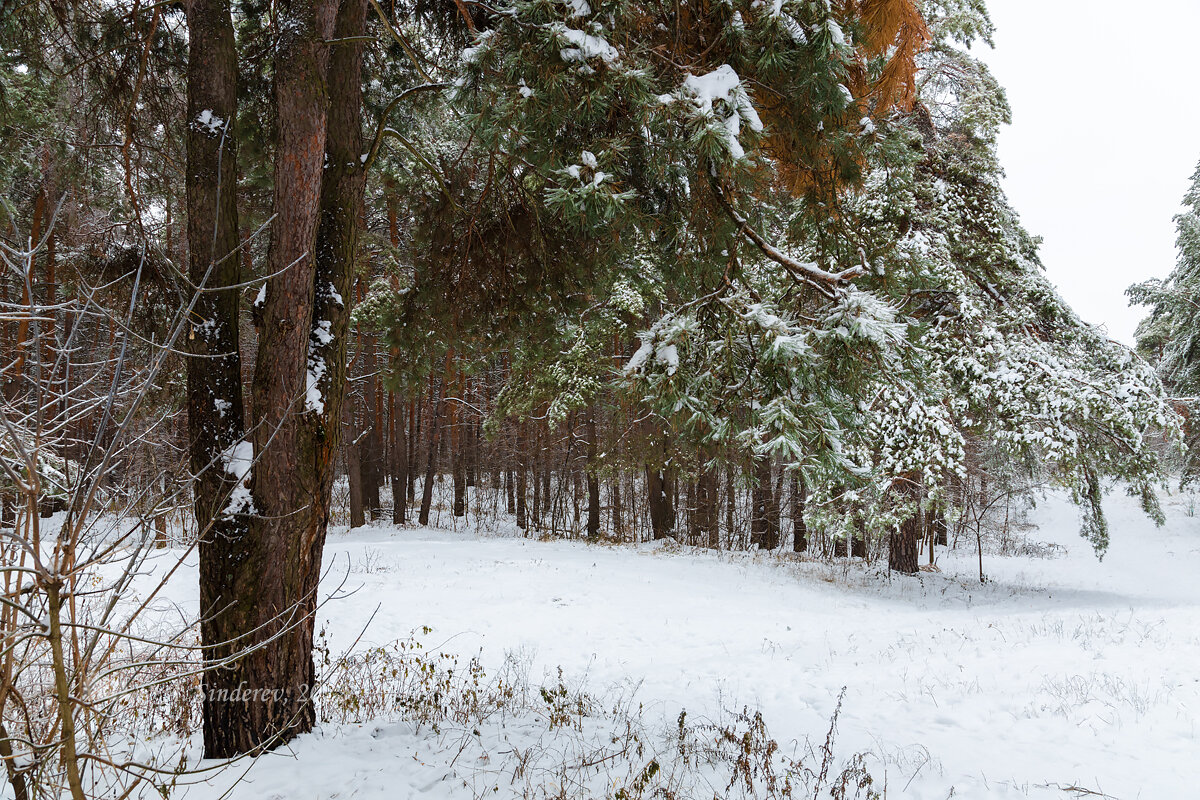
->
<box><xmin>166</xmin><ymin>486</ymin><xmax>1200</xmax><ymax>799</ymax></box>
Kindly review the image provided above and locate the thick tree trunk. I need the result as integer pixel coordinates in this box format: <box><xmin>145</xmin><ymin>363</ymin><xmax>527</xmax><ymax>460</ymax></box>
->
<box><xmin>202</xmin><ymin>0</ymin><xmax>342</xmax><ymax>757</ymax></box>
<box><xmin>184</xmin><ymin>0</ymin><xmax>254</xmax><ymax>760</ymax></box>
<box><xmin>751</xmin><ymin>456</ymin><xmax>776</xmax><ymax>550</ymax></box>
<box><xmin>646</xmin><ymin>467</ymin><xmax>674</xmax><ymax>540</ymax></box>
<box><xmin>834</xmin><ymin>535</ymin><xmax>867</xmax><ymax>558</ymax></box>
<box><xmin>889</xmin><ymin>524</ymin><xmax>919</xmax><ymax>573</ymax></box>
<box><xmin>889</xmin><ymin>480</ymin><xmax>921</xmax><ymax>574</ymax></box>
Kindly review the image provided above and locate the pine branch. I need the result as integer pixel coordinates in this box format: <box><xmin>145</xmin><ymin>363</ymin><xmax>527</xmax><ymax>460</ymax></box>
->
<box><xmin>710</xmin><ymin>183</ymin><xmax>863</xmax><ymax>294</ymax></box>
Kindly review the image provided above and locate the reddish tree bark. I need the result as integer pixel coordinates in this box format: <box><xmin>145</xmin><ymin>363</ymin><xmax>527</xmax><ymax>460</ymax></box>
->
<box><xmin>198</xmin><ymin>0</ymin><xmax>356</xmax><ymax>756</ymax></box>
<box><xmin>889</xmin><ymin>478</ymin><xmax>921</xmax><ymax>574</ymax></box>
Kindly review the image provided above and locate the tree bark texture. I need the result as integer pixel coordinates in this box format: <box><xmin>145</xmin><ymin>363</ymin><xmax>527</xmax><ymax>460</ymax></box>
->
<box><xmin>646</xmin><ymin>467</ymin><xmax>674</xmax><ymax>540</ymax></box>
<box><xmin>185</xmin><ymin>0</ymin><xmax>253</xmax><ymax>759</ymax></box>
<box><xmin>889</xmin><ymin>479</ymin><xmax>921</xmax><ymax>574</ymax></box>
<box><xmin>202</xmin><ymin>0</ymin><xmax>349</xmax><ymax>757</ymax></box>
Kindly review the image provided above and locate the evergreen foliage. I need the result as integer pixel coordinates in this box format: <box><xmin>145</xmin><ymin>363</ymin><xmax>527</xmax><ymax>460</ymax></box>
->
<box><xmin>1129</xmin><ymin>159</ymin><xmax>1200</xmax><ymax>476</ymax></box>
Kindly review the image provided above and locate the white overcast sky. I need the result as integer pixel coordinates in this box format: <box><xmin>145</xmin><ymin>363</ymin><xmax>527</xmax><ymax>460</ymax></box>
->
<box><xmin>980</xmin><ymin>0</ymin><xmax>1200</xmax><ymax>345</ymax></box>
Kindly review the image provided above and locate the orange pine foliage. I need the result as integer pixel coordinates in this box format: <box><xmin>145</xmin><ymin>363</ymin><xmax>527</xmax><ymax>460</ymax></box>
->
<box><xmin>852</xmin><ymin>0</ymin><xmax>929</xmax><ymax>112</ymax></box>
<box><xmin>768</xmin><ymin>0</ymin><xmax>928</xmax><ymax>196</ymax></box>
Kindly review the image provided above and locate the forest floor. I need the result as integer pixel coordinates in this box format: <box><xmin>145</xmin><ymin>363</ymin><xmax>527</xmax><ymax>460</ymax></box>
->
<box><xmin>161</xmin><ymin>487</ymin><xmax>1200</xmax><ymax>800</ymax></box>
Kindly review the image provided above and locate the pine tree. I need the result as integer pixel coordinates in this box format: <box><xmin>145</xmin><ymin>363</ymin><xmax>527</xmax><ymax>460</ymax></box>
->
<box><xmin>1129</xmin><ymin>160</ymin><xmax>1200</xmax><ymax>475</ymax></box>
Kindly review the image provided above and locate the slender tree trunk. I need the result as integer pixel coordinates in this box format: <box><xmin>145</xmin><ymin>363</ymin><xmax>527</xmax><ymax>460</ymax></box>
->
<box><xmin>585</xmin><ymin>408</ymin><xmax>600</xmax><ymax>540</ymax></box>
<box><xmin>505</xmin><ymin>469</ymin><xmax>515</xmax><ymax>515</ymax></box>
<box><xmin>725</xmin><ymin>465</ymin><xmax>735</xmax><ymax>545</ymax></box>
<box><xmin>697</xmin><ymin>467</ymin><xmax>719</xmax><ymax>549</ymax></box>
<box><xmin>541</xmin><ymin>441</ymin><xmax>551</xmax><ymax>525</ymax></box>
<box><xmin>515</xmin><ymin>422</ymin><xmax>528</xmax><ymax>530</ymax></box>
<box><xmin>390</xmin><ymin>392</ymin><xmax>407</xmax><ymax>524</ymax></box>
<box><xmin>930</xmin><ymin>500</ymin><xmax>947</xmax><ymax>546</ymax></box>
<box><xmin>465</xmin><ymin>382</ymin><xmax>478</xmax><ymax>489</ymax></box>
<box><xmin>531</xmin><ymin>425</ymin><xmax>542</xmax><ymax>530</ymax></box>
<box><xmin>0</xmin><ymin>721</ymin><xmax>28</xmax><ymax>800</ymax></box>
<box><xmin>358</xmin><ymin>293</ymin><xmax>381</xmax><ymax>518</ymax></box>
<box><xmin>8</xmin><ymin>161</ymin><xmax>45</xmax><ymax>399</ymax></box>
<box><xmin>452</xmin><ymin>420</ymin><xmax>466</xmax><ymax>517</ymax></box>
<box><xmin>44</xmin><ymin>213</ymin><xmax>57</xmax><ymax>417</ymax></box>
<box><xmin>407</xmin><ymin>399</ymin><xmax>417</xmax><ymax>504</ymax></box>
<box><xmin>791</xmin><ymin>471</ymin><xmax>807</xmax><ymax>553</ymax></box>
<box><xmin>766</xmin><ymin>458</ymin><xmax>781</xmax><ymax>550</ymax></box>
<box><xmin>449</xmin><ymin>367</ymin><xmax>466</xmax><ymax>518</ymax></box>
<box><xmin>346</xmin><ymin>422</ymin><xmax>365</xmax><ymax>529</ymax></box>
<box><xmin>370</xmin><ymin>353</ymin><xmax>385</xmax><ymax>514</ymax></box>
<box><xmin>418</xmin><ymin>369</ymin><xmax>447</xmax><ymax>526</ymax></box>
<box><xmin>611</xmin><ymin>477</ymin><xmax>622</xmax><ymax>539</ymax></box>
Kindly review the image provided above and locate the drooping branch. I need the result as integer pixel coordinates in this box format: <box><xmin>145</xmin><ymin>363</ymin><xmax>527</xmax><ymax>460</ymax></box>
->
<box><xmin>362</xmin><ymin>83</ymin><xmax>450</xmax><ymax>173</ymax></box>
<box><xmin>711</xmin><ymin>184</ymin><xmax>864</xmax><ymax>295</ymax></box>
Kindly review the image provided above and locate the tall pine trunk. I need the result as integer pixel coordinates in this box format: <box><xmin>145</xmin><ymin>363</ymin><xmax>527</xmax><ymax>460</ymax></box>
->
<box><xmin>531</xmin><ymin>425</ymin><xmax>542</xmax><ymax>530</ymax></box>
<box><xmin>585</xmin><ymin>408</ymin><xmax>600</xmax><ymax>540</ymax></box>
<box><xmin>646</xmin><ymin>467</ymin><xmax>673</xmax><ymax>540</ymax></box>
<box><xmin>201</xmin><ymin>0</ymin><xmax>359</xmax><ymax>756</ymax></box>
<box><xmin>751</xmin><ymin>456</ymin><xmax>776</xmax><ymax>550</ymax></box>
<box><xmin>346</xmin><ymin>419</ymin><xmax>365</xmax><ymax>529</ymax></box>
<box><xmin>390</xmin><ymin>392</ymin><xmax>407</xmax><ymax>524</ymax></box>
<box><xmin>418</xmin><ymin>371</ymin><xmax>447</xmax><ymax>526</ymax></box>
<box><xmin>791</xmin><ymin>471</ymin><xmax>807</xmax><ymax>553</ymax></box>
<box><xmin>610</xmin><ymin>477</ymin><xmax>622</xmax><ymax>540</ymax></box>
<box><xmin>185</xmin><ymin>0</ymin><xmax>252</xmax><ymax>759</ymax></box>
<box><xmin>358</xmin><ymin>301</ymin><xmax>382</xmax><ymax>518</ymax></box>
<box><xmin>889</xmin><ymin>478</ymin><xmax>921</xmax><ymax>574</ymax></box>
<box><xmin>696</xmin><ymin>467</ymin><xmax>719</xmax><ymax>549</ymax></box>
<box><xmin>452</xmin><ymin>422</ymin><xmax>466</xmax><ymax>517</ymax></box>
<box><xmin>515</xmin><ymin>422</ymin><xmax>528</xmax><ymax>530</ymax></box>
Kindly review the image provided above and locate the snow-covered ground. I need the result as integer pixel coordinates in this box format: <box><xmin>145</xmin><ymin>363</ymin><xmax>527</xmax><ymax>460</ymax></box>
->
<box><xmin>169</xmin><ymin>488</ymin><xmax>1199</xmax><ymax>800</ymax></box>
